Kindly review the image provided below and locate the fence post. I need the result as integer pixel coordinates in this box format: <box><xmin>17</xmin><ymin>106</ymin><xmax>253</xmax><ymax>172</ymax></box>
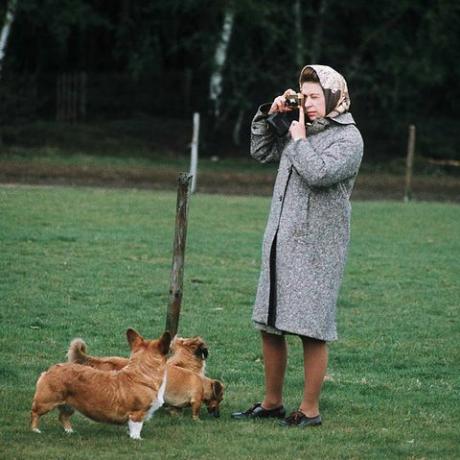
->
<box><xmin>165</xmin><ymin>173</ymin><xmax>193</xmax><ymax>337</ymax></box>
<box><xmin>190</xmin><ymin>112</ymin><xmax>200</xmax><ymax>193</ymax></box>
<box><xmin>404</xmin><ymin>124</ymin><xmax>416</xmax><ymax>202</ymax></box>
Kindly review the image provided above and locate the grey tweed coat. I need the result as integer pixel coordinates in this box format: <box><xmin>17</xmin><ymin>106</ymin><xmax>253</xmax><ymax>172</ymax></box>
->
<box><xmin>251</xmin><ymin>106</ymin><xmax>363</xmax><ymax>341</ymax></box>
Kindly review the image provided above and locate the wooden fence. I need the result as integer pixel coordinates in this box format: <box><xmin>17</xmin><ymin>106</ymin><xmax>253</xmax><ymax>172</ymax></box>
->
<box><xmin>56</xmin><ymin>72</ymin><xmax>87</xmax><ymax>123</ymax></box>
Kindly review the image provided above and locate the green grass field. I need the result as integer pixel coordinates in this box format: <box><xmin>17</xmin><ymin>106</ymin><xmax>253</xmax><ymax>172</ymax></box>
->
<box><xmin>1</xmin><ymin>185</ymin><xmax>459</xmax><ymax>459</ymax></box>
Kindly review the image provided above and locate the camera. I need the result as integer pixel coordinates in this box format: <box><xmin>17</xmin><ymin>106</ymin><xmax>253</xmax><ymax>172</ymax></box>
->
<box><xmin>284</xmin><ymin>93</ymin><xmax>303</xmax><ymax>109</ymax></box>
<box><xmin>266</xmin><ymin>93</ymin><xmax>303</xmax><ymax>137</ymax></box>
<box><xmin>266</xmin><ymin>110</ymin><xmax>298</xmax><ymax>137</ymax></box>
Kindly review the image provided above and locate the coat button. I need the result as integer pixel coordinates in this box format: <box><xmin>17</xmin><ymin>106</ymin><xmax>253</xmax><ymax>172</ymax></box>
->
<box><xmin>279</xmin><ymin>195</ymin><xmax>283</xmax><ymax>202</ymax></box>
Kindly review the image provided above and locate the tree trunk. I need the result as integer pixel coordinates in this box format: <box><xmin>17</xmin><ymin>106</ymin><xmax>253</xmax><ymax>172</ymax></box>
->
<box><xmin>209</xmin><ymin>7</ymin><xmax>235</xmax><ymax>119</ymax></box>
<box><xmin>0</xmin><ymin>0</ymin><xmax>18</xmax><ymax>80</ymax></box>
<box><xmin>310</xmin><ymin>0</ymin><xmax>328</xmax><ymax>63</ymax></box>
<box><xmin>346</xmin><ymin>8</ymin><xmax>408</xmax><ymax>83</ymax></box>
<box><xmin>0</xmin><ymin>0</ymin><xmax>18</xmax><ymax>144</ymax></box>
<box><xmin>232</xmin><ymin>108</ymin><xmax>245</xmax><ymax>146</ymax></box>
<box><xmin>294</xmin><ymin>0</ymin><xmax>303</xmax><ymax>68</ymax></box>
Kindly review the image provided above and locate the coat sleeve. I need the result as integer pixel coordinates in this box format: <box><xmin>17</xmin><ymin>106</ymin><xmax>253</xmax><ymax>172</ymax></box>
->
<box><xmin>285</xmin><ymin>125</ymin><xmax>363</xmax><ymax>187</ymax></box>
<box><xmin>250</xmin><ymin>104</ymin><xmax>286</xmax><ymax>163</ymax></box>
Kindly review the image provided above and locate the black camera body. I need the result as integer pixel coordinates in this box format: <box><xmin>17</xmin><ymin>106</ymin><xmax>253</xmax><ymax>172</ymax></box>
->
<box><xmin>266</xmin><ymin>110</ymin><xmax>299</xmax><ymax>137</ymax></box>
<box><xmin>266</xmin><ymin>92</ymin><xmax>303</xmax><ymax>137</ymax></box>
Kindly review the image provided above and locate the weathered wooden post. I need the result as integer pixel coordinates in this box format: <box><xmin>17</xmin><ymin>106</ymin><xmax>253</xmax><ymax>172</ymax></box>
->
<box><xmin>404</xmin><ymin>124</ymin><xmax>416</xmax><ymax>202</ymax></box>
<box><xmin>165</xmin><ymin>173</ymin><xmax>193</xmax><ymax>336</ymax></box>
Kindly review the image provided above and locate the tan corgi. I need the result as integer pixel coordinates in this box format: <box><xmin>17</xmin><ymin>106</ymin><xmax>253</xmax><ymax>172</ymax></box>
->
<box><xmin>167</xmin><ymin>336</ymin><xmax>208</xmax><ymax>375</ymax></box>
<box><xmin>31</xmin><ymin>329</ymin><xmax>171</xmax><ymax>439</ymax></box>
<box><xmin>165</xmin><ymin>366</ymin><xmax>224</xmax><ymax>420</ymax></box>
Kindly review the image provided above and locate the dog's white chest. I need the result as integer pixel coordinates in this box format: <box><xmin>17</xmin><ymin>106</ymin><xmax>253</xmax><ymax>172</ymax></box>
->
<box><xmin>145</xmin><ymin>371</ymin><xmax>167</xmax><ymax>420</ymax></box>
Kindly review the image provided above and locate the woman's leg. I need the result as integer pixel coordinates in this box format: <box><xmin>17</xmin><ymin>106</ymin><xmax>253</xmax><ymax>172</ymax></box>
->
<box><xmin>261</xmin><ymin>331</ymin><xmax>287</xmax><ymax>409</ymax></box>
<box><xmin>299</xmin><ymin>337</ymin><xmax>328</xmax><ymax>417</ymax></box>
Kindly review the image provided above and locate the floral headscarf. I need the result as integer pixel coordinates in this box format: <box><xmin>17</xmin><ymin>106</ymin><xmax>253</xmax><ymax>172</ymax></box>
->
<box><xmin>299</xmin><ymin>65</ymin><xmax>351</xmax><ymax>118</ymax></box>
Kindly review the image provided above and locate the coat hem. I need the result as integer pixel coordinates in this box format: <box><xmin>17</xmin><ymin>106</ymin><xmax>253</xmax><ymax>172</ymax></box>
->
<box><xmin>253</xmin><ymin>320</ymin><xmax>337</xmax><ymax>342</ymax></box>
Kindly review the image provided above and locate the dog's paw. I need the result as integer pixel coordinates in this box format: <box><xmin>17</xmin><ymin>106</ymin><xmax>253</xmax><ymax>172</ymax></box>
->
<box><xmin>166</xmin><ymin>407</ymin><xmax>182</xmax><ymax>417</ymax></box>
<box><xmin>128</xmin><ymin>420</ymin><xmax>144</xmax><ymax>440</ymax></box>
<box><xmin>32</xmin><ymin>428</ymin><xmax>42</xmax><ymax>434</ymax></box>
<box><xmin>64</xmin><ymin>428</ymin><xmax>74</xmax><ymax>434</ymax></box>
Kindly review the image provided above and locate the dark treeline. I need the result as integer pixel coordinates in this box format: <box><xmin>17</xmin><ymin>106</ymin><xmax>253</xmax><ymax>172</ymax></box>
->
<box><xmin>1</xmin><ymin>0</ymin><xmax>459</xmax><ymax>160</ymax></box>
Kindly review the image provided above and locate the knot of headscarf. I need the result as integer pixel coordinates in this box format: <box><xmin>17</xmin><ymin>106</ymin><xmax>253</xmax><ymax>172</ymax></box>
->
<box><xmin>299</xmin><ymin>65</ymin><xmax>350</xmax><ymax>118</ymax></box>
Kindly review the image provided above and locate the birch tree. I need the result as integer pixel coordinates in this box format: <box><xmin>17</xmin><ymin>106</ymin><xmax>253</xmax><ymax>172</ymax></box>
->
<box><xmin>209</xmin><ymin>6</ymin><xmax>235</xmax><ymax>119</ymax></box>
<box><xmin>0</xmin><ymin>0</ymin><xmax>18</xmax><ymax>80</ymax></box>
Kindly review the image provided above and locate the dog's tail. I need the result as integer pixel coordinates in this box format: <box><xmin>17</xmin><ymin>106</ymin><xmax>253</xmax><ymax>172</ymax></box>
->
<box><xmin>67</xmin><ymin>338</ymin><xmax>89</xmax><ymax>364</ymax></box>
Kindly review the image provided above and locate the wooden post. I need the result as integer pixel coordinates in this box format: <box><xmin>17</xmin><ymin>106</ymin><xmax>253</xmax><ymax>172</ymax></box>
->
<box><xmin>190</xmin><ymin>112</ymin><xmax>200</xmax><ymax>193</ymax></box>
<box><xmin>404</xmin><ymin>124</ymin><xmax>416</xmax><ymax>202</ymax></box>
<box><xmin>165</xmin><ymin>173</ymin><xmax>193</xmax><ymax>336</ymax></box>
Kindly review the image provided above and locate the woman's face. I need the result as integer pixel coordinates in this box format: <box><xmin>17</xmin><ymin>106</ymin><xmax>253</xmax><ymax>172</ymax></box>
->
<box><xmin>300</xmin><ymin>82</ymin><xmax>326</xmax><ymax>121</ymax></box>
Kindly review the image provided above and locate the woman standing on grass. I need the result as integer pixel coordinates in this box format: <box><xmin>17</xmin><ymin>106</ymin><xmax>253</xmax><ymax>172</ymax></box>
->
<box><xmin>232</xmin><ymin>65</ymin><xmax>363</xmax><ymax>427</ymax></box>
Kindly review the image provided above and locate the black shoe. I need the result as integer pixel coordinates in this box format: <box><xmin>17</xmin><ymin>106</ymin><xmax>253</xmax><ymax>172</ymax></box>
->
<box><xmin>231</xmin><ymin>403</ymin><xmax>286</xmax><ymax>420</ymax></box>
<box><xmin>279</xmin><ymin>410</ymin><xmax>322</xmax><ymax>427</ymax></box>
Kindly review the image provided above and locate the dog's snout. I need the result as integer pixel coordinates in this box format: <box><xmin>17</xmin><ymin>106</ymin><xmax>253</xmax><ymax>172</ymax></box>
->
<box><xmin>207</xmin><ymin>407</ymin><xmax>220</xmax><ymax>417</ymax></box>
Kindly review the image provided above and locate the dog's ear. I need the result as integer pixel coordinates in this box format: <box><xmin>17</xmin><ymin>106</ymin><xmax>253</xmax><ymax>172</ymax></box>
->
<box><xmin>126</xmin><ymin>329</ymin><xmax>144</xmax><ymax>350</ymax></box>
<box><xmin>212</xmin><ymin>380</ymin><xmax>224</xmax><ymax>399</ymax></box>
<box><xmin>195</xmin><ymin>345</ymin><xmax>208</xmax><ymax>360</ymax></box>
<box><xmin>159</xmin><ymin>331</ymin><xmax>172</xmax><ymax>355</ymax></box>
<box><xmin>169</xmin><ymin>335</ymin><xmax>178</xmax><ymax>352</ymax></box>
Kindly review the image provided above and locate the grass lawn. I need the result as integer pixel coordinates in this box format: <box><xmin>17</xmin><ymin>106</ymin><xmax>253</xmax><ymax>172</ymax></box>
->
<box><xmin>0</xmin><ymin>185</ymin><xmax>459</xmax><ymax>459</ymax></box>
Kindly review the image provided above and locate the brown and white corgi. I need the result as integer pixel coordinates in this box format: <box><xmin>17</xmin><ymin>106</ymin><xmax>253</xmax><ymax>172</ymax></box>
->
<box><xmin>31</xmin><ymin>329</ymin><xmax>171</xmax><ymax>439</ymax></box>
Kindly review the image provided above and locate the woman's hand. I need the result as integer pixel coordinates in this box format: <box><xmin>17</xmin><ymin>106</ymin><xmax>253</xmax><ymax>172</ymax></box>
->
<box><xmin>289</xmin><ymin>105</ymin><xmax>307</xmax><ymax>141</ymax></box>
<box><xmin>268</xmin><ymin>89</ymin><xmax>297</xmax><ymax>114</ymax></box>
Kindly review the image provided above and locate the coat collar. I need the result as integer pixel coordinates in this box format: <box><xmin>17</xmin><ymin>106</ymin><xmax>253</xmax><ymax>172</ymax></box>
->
<box><xmin>327</xmin><ymin>112</ymin><xmax>355</xmax><ymax>125</ymax></box>
<box><xmin>306</xmin><ymin>112</ymin><xmax>355</xmax><ymax>135</ymax></box>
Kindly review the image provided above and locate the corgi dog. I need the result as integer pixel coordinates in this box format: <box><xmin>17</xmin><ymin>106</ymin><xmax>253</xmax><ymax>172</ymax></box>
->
<box><xmin>166</xmin><ymin>366</ymin><xmax>224</xmax><ymax>420</ymax></box>
<box><xmin>31</xmin><ymin>329</ymin><xmax>171</xmax><ymax>439</ymax></box>
<box><xmin>67</xmin><ymin>335</ymin><xmax>208</xmax><ymax>375</ymax></box>
<box><xmin>168</xmin><ymin>336</ymin><xmax>208</xmax><ymax>375</ymax></box>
